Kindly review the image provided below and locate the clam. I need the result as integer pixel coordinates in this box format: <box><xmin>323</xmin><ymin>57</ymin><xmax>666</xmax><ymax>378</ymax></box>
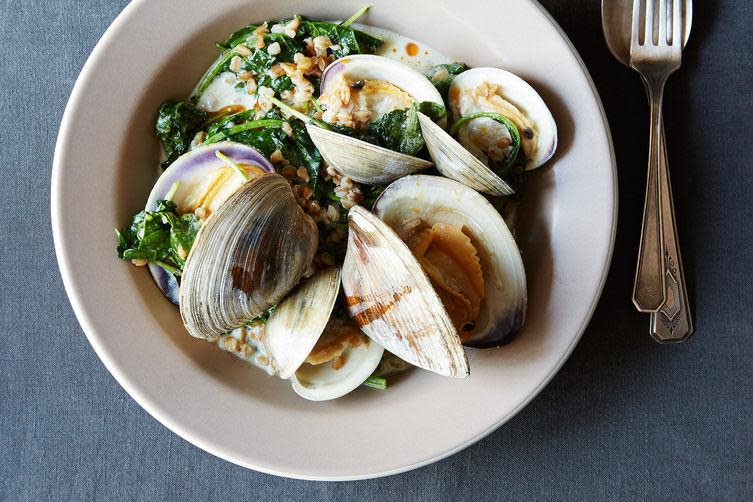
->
<box><xmin>449</xmin><ymin>67</ymin><xmax>557</xmax><ymax>171</ymax></box>
<box><xmin>305</xmin><ymin>125</ymin><xmax>433</xmax><ymax>185</ymax></box>
<box><xmin>373</xmin><ymin>175</ymin><xmax>527</xmax><ymax>347</ymax></box>
<box><xmin>259</xmin><ymin>267</ymin><xmax>385</xmax><ymax>400</ymax></box>
<box><xmin>291</xmin><ymin>318</ymin><xmax>385</xmax><ymax>401</ymax></box>
<box><xmin>306</xmin><ymin>55</ymin><xmax>445</xmax><ymax>184</ymax></box>
<box><xmin>341</xmin><ymin>205</ymin><xmax>469</xmax><ymax>378</ymax></box>
<box><xmin>263</xmin><ymin>267</ymin><xmax>342</xmax><ymax>380</ymax></box>
<box><xmin>145</xmin><ymin>142</ymin><xmax>274</xmax><ymax>303</ymax></box>
<box><xmin>179</xmin><ymin>173</ymin><xmax>318</xmax><ymax>339</ymax></box>
<box><xmin>417</xmin><ymin>112</ymin><xmax>514</xmax><ymax>197</ymax></box>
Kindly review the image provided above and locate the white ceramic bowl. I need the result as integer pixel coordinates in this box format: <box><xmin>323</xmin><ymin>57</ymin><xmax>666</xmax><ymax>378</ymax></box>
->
<box><xmin>52</xmin><ymin>0</ymin><xmax>616</xmax><ymax>480</ymax></box>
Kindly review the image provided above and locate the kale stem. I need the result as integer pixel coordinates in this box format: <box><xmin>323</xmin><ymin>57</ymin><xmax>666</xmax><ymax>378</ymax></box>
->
<box><xmin>193</xmin><ymin>49</ymin><xmax>236</xmax><ymax>98</ymax></box>
<box><xmin>449</xmin><ymin>112</ymin><xmax>521</xmax><ymax>171</ymax></box>
<box><xmin>269</xmin><ymin>96</ymin><xmax>312</xmax><ymax>124</ymax></box>
<box><xmin>227</xmin><ymin>119</ymin><xmax>284</xmax><ymax>135</ymax></box>
<box><xmin>203</xmin><ymin>119</ymin><xmax>285</xmax><ymax>145</ymax></box>
<box><xmin>341</xmin><ymin>5</ymin><xmax>372</xmax><ymax>27</ymax></box>
<box><xmin>215</xmin><ymin>151</ymin><xmax>249</xmax><ymax>181</ymax></box>
<box><xmin>310</xmin><ymin>98</ymin><xmax>323</xmax><ymax>114</ymax></box>
<box><xmin>362</xmin><ymin>375</ymin><xmax>387</xmax><ymax>390</ymax></box>
<box><xmin>164</xmin><ymin>181</ymin><xmax>180</xmax><ymax>202</ymax></box>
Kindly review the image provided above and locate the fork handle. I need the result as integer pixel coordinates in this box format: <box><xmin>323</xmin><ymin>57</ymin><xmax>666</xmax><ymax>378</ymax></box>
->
<box><xmin>650</xmin><ymin>121</ymin><xmax>693</xmax><ymax>342</ymax></box>
<box><xmin>633</xmin><ymin>78</ymin><xmax>666</xmax><ymax>312</ymax></box>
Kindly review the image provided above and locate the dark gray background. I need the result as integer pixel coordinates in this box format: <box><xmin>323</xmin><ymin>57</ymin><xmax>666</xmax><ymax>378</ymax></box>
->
<box><xmin>2</xmin><ymin>0</ymin><xmax>752</xmax><ymax>500</ymax></box>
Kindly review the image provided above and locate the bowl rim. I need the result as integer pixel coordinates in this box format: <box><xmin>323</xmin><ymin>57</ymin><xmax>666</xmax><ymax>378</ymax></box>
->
<box><xmin>51</xmin><ymin>0</ymin><xmax>617</xmax><ymax>480</ymax></box>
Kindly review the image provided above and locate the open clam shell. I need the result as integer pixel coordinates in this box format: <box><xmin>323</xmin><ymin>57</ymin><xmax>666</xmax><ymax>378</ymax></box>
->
<box><xmin>417</xmin><ymin>112</ymin><xmax>514</xmax><ymax>197</ymax></box>
<box><xmin>305</xmin><ymin>124</ymin><xmax>432</xmax><ymax>185</ymax></box>
<box><xmin>145</xmin><ymin>142</ymin><xmax>274</xmax><ymax>303</ymax></box>
<box><xmin>292</xmin><ymin>337</ymin><xmax>384</xmax><ymax>401</ymax></box>
<box><xmin>341</xmin><ymin>205</ymin><xmax>469</xmax><ymax>378</ymax></box>
<box><xmin>374</xmin><ymin>175</ymin><xmax>527</xmax><ymax>347</ymax></box>
<box><xmin>319</xmin><ymin>54</ymin><xmax>445</xmax><ymax>122</ymax></box>
<box><xmin>263</xmin><ymin>267</ymin><xmax>342</xmax><ymax>380</ymax></box>
<box><xmin>307</xmin><ymin>54</ymin><xmax>446</xmax><ymax>184</ymax></box>
<box><xmin>449</xmin><ymin>67</ymin><xmax>557</xmax><ymax>170</ymax></box>
<box><xmin>179</xmin><ymin>174</ymin><xmax>318</xmax><ymax>339</ymax></box>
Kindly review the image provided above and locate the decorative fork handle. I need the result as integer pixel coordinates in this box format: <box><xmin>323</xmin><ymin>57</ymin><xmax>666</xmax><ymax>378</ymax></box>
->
<box><xmin>633</xmin><ymin>78</ymin><xmax>666</xmax><ymax>312</ymax></box>
<box><xmin>650</xmin><ymin>122</ymin><xmax>693</xmax><ymax>342</ymax></box>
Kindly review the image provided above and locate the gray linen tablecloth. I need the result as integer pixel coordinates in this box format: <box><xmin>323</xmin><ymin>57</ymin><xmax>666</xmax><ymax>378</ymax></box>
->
<box><xmin>1</xmin><ymin>0</ymin><xmax>751</xmax><ymax>499</ymax></box>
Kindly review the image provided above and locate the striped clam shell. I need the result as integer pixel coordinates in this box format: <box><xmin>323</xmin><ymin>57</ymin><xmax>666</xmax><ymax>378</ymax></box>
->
<box><xmin>341</xmin><ymin>205</ymin><xmax>469</xmax><ymax>378</ymax></box>
<box><xmin>179</xmin><ymin>174</ymin><xmax>317</xmax><ymax>339</ymax></box>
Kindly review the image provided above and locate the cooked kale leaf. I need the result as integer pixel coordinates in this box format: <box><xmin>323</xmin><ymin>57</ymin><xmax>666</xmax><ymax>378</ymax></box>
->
<box><xmin>428</xmin><ymin>62</ymin><xmax>468</xmax><ymax>100</ymax></box>
<box><xmin>289</xmin><ymin>119</ymin><xmax>321</xmax><ymax>189</ymax></box>
<box><xmin>255</xmin><ymin>74</ymin><xmax>294</xmax><ymax>94</ymax></box>
<box><xmin>297</xmin><ymin>20</ymin><xmax>382</xmax><ymax>58</ymax></box>
<box><xmin>366</xmin><ymin>102</ymin><xmax>447</xmax><ymax>157</ymax></box>
<box><xmin>116</xmin><ymin>200</ymin><xmax>201</xmax><ymax>272</ymax></box>
<box><xmin>155</xmin><ymin>101</ymin><xmax>208</xmax><ymax>168</ymax></box>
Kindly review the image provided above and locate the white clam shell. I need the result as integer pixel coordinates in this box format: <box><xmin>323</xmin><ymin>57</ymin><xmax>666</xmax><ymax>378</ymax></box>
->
<box><xmin>310</xmin><ymin>54</ymin><xmax>446</xmax><ymax>184</ymax></box>
<box><xmin>306</xmin><ymin>124</ymin><xmax>432</xmax><ymax>185</ymax></box>
<box><xmin>417</xmin><ymin>112</ymin><xmax>514</xmax><ymax>196</ymax></box>
<box><xmin>263</xmin><ymin>267</ymin><xmax>342</xmax><ymax>380</ymax></box>
<box><xmin>179</xmin><ymin>174</ymin><xmax>318</xmax><ymax>339</ymax></box>
<box><xmin>341</xmin><ymin>205</ymin><xmax>469</xmax><ymax>378</ymax></box>
<box><xmin>374</xmin><ymin>175</ymin><xmax>527</xmax><ymax>347</ymax></box>
<box><xmin>449</xmin><ymin>67</ymin><xmax>557</xmax><ymax>170</ymax></box>
<box><xmin>320</xmin><ymin>54</ymin><xmax>445</xmax><ymax>112</ymax></box>
<box><xmin>292</xmin><ymin>337</ymin><xmax>384</xmax><ymax>402</ymax></box>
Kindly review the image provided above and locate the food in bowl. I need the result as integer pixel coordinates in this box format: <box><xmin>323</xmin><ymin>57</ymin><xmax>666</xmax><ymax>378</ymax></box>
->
<box><xmin>115</xmin><ymin>6</ymin><xmax>557</xmax><ymax>401</ymax></box>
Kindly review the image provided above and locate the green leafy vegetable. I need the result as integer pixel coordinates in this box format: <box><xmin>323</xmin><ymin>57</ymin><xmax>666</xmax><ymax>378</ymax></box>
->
<box><xmin>298</xmin><ymin>20</ymin><xmax>382</xmax><ymax>59</ymax></box>
<box><xmin>218</xmin><ymin>25</ymin><xmax>260</xmax><ymax>50</ymax></box>
<box><xmin>194</xmin><ymin>49</ymin><xmax>236</xmax><ymax>98</ymax></box>
<box><xmin>450</xmin><ymin>112</ymin><xmax>521</xmax><ymax>172</ymax></box>
<box><xmin>366</xmin><ymin>101</ymin><xmax>446</xmax><ymax>157</ymax></box>
<box><xmin>116</xmin><ymin>200</ymin><xmax>201</xmax><ymax>272</ymax></box>
<box><xmin>450</xmin><ymin>112</ymin><xmax>526</xmax><ymax>192</ymax></box>
<box><xmin>155</xmin><ymin>101</ymin><xmax>208</xmax><ymax>168</ymax></box>
<box><xmin>428</xmin><ymin>62</ymin><xmax>468</xmax><ymax>99</ymax></box>
<box><xmin>289</xmin><ymin>119</ymin><xmax>322</xmax><ymax>189</ymax></box>
<box><xmin>204</xmin><ymin>116</ymin><xmax>285</xmax><ymax>144</ymax></box>
<box><xmin>255</xmin><ymin>74</ymin><xmax>295</xmax><ymax>94</ymax></box>
<box><xmin>416</xmin><ymin>101</ymin><xmax>448</xmax><ymax>122</ymax></box>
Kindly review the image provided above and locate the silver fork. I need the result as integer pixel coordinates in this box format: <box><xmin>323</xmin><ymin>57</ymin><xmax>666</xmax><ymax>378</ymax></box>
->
<box><xmin>630</xmin><ymin>0</ymin><xmax>683</xmax><ymax>313</ymax></box>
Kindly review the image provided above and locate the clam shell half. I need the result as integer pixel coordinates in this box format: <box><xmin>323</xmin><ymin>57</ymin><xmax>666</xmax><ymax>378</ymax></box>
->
<box><xmin>179</xmin><ymin>174</ymin><xmax>318</xmax><ymax>339</ymax></box>
<box><xmin>374</xmin><ymin>175</ymin><xmax>527</xmax><ymax>347</ymax></box>
<box><xmin>341</xmin><ymin>205</ymin><xmax>469</xmax><ymax>378</ymax></box>
<box><xmin>263</xmin><ymin>267</ymin><xmax>342</xmax><ymax>379</ymax></box>
<box><xmin>449</xmin><ymin>67</ymin><xmax>557</xmax><ymax>170</ymax></box>
<box><xmin>417</xmin><ymin>112</ymin><xmax>514</xmax><ymax>197</ymax></box>
<box><xmin>306</xmin><ymin>124</ymin><xmax>433</xmax><ymax>185</ymax></box>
